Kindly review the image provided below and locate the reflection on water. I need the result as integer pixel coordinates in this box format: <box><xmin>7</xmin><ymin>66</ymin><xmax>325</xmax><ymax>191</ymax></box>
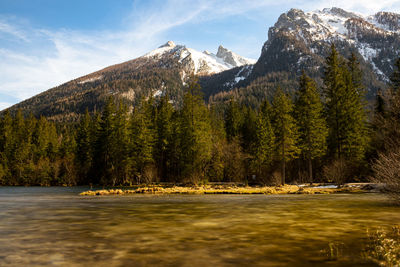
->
<box><xmin>0</xmin><ymin>187</ymin><xmax>398</xmax><ymax>266</ymax></box>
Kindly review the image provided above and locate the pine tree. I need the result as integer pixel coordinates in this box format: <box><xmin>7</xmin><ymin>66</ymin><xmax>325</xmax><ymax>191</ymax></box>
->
<box><xmin>155</xmin><ymin>95</ymin><xmax>174</xmax><ymax>180</ymax></box>
<box><xmin>225</xmin><ymin>98</ymin><xmax>243</xmax><ymax>142</ymax></box>
<box><xmin>93</xmin><ymin>97</ymin><xmax>116</xmax><ymax>185</ymax></box>
<box><xmin>323</xmin><ymin>46</ymin><xmax>369</xmax><ymax>161</ymax></box>
<box><xmin>129</xmin><ymin>98</ymin><xmax>156</xmax><ymax>184</ymax></box>
<box><xmin>76</xmin><ymin>109</ymin><xmax>92</xmax><ymax>182</ymax></box>
<box><xmin>241</xmin><ymin>106</ymin><xmax>257</xmax><ymax>153</ymax></box>
<box><xmin>343</xmin><ymin>54</ymin><xmax>369</xmax><ymax>160</ymax></box>
<box><xmin>323</xmin><ymin>44</ymin><xmax>347</xmax><ymax>159</ymax></box>
<box><xmin>113</xmin><ymin>102</ymin><xmax>129</xmax><ymax>185</ymax></box>
<box><xmin>295</xmin><ymin>72</ymin><xmax>328</xmax><ymax>183</ymax></box>
<box><xmin>272</xmin><ymin>88</ymin><xmax>299</xmax><ymax>185</ymax></box>
<box><xmin>179</xmin><ymin>76</ymin><xmax>213</xmax><ymax>183</ymax></box>
<box><xmin>251</xmin><ymin>100</ymin><xmax>275</xmax><ymax>180</ymax></box>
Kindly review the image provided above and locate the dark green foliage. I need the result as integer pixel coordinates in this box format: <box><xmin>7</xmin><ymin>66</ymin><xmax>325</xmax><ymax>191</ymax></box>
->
<box><xmin>323</xmin><ymin>45</ymin><xmax>369</xmax><ymax>161</ymax></box>
<box><xmin>0</xmin><ymin>109</ymin><xmax>76</xmax><ymax>185</ymax></box>
<box><xmin>251</xmin><ymin>101</ymin><xmax>275</xmax><ymax>181</ymax></box>
<box><xmin>272</xmin><ymin>88</ymin><xmax>299</xmax><ymax>185</ymax></box>
<box><xmin>154</xmin><ymin>95</ymin><xmax>174</xmax><ymax>181</ymax></box>
<box><xmin>129</xmin><ymin>97</ymin><xmax>156</xmax><ymax>184</ymax></box>
<box><xmin>178</xmin><ymin>76</ymin><xmax>213</xmax><ymax>183</ymax></box>
<box><xmin>295</xmin><ymin>72</ymin><xmax>328</xmax><ymax>182</ymax></box>
<box><xmin>92</xmin><ymin>98</ymin><xmax>118</xmax><ymax>185</ymax></box>
<box><xmin>0</xmin><ymin>49</ymin><xmax>387</xmax><ymax>186</ymax></box>
<box><xmin>224</xmin><ymin>98</ymin><xmax>244</xmax><ymax>141</ymax></box>
<box><xmin>76</xmin><ymin>109</ymin><xmax>92</xmax><ymax>181</ymax></box>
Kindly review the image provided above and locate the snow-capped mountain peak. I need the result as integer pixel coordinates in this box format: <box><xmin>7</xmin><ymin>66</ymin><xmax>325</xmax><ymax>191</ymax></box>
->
<box><xmin>263</xmin><ymin>7</ymin><xmax>400</xmax><ymax>82</ymax></box>
<box><xmin>144</xmin><ymin>41</ymin><xmax>255</xmax><ymax>76</ymax></box>
<box><xmin>216</xmin><ymin>45</ymin><xmax>256</xmax><ymax>67</ymax></box>
<box><xmin>159</xmin><ymin>41</ymin><xmax>176</xmax><ymax>48</ymax></box>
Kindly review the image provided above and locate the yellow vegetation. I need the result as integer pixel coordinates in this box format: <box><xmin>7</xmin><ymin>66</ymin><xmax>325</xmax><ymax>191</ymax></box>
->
<box><xmin>79</xmin><ymin>184</ymin><xmax>366</xmax><ymax>196</ymax></box>
<box><xmin>365</xmin><ymin>226</ymin><xmax>400</xmax><ymax>266</ymax></box>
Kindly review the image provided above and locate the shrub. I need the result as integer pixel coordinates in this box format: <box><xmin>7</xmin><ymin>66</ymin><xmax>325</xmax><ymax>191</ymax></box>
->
<box><xmin>365</xmin><ymin>226</ymin><xmax>400</xmax><ymax>266</ymax></box>
<box><xmin>372</xmin><ymin>147</ymin><xmax>400</xmax><ymax>202</ymax></box>
<box><xmin>323</xmin><ymin>159</ymin><xmax>350</xmax><ymax>186</ymax></box>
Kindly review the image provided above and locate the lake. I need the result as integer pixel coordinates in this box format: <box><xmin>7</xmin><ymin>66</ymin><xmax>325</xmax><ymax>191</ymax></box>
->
<box><xmin>0</xmin><ymin>187</ymin><xmax>399</xmax><ymax>266</ymax></box>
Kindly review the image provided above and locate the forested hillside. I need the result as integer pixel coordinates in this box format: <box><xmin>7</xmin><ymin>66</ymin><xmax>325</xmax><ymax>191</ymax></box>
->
<box><xmin>1</xmin><ymin>46</ymin><xmax>397</xmax><ymax>186</ymax></box>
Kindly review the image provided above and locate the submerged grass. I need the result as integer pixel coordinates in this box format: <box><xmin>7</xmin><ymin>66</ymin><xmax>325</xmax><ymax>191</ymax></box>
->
<box><xmin>80</xmin><ymin>184</ymin><xmax>367</xmax><ymax>196</ymax></box>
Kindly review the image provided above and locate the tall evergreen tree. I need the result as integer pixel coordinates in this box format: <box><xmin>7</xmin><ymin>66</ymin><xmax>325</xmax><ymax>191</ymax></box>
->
<box><xmin>323</xmin><ymin>44</ymin><xmax>347</xmax><ymax>158</ymax></box>
<box><xmin>324</xmin><ymin>46</ymin><xmax>369</xmax><ymax>160</ymax></box>
<box><xmin>129</xmin><ymin>98</ymin><xmax>156</xmax><ymax>183</ymax></box>
<box><xmin>225</xmin><ymin>98</ymin><xmax>243</xmax><ymax>142</ymax></box>
<box><xmin>114</xmin><ymin>102</ymin><xmax>130</xmax><ymax>185</ymax></box>
<box><xmin>343</xmin><ymin>54</ymin><xmax>369</xmax><ymax>160</ymax></box>
<box><xmin>251</xmin><ymin>100</ymin><xmax>275</xmax><ymax>180</ymax></box>
<box><xmin>241</xmin><ymin>106</ymin><xmax>257</xmax><ymax>153</ymax></box>
<box><xmin>93</xmin><ymin>97</ymin><xmax>117</xmax><ymax>185</ymax></box>
<box><xmin>272</xmin><ymin>88</ymin><xmax>299</xmax><ymax>185</ymax></box>
<box><xmin>155</xmin><ymin>95</ymin><xmax>174</xmax><ymax>180</ymax></box>
<box><xmin>76</xmin><ymin>109</ymin><xmax>92</xmax><ymax>182</ymax></box>
<box><xmin>295</xmin><ymin>72</ymin><xmax>328</xmax><ymax>183</ymax></box>
<box><xmin>179</xmin><ymin>76</ymin><xmax>213</xmax><ymax>182</ymax></box>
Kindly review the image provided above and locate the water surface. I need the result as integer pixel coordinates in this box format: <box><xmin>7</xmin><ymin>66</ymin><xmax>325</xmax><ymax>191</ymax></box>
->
<box><xmin>0</xmin><ymin>187</ymin><xmax>399</xmax><ymax>266</ymax></box>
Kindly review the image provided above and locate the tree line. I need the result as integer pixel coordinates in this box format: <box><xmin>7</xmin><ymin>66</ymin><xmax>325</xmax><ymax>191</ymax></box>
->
<box><xmin>0</xmin><ymin>45</ymin><xmax>396</xmax><ymax>186</ymax></box>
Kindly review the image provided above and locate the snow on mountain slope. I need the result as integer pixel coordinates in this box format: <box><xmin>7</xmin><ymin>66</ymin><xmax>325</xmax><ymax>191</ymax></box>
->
<box><xmin>216</xmin><ymin>45</ymin><xmax>256</xmax><ymax>67</ymax></box>
<box><xmin>268</xmin><ymin>7</ymin><xmax>400</xmax><ymax>82</ymax></box>
<box><xmin>144</xmin><ymin>41</ymin><xmax>255</xmax><ymax>76</ymax></box>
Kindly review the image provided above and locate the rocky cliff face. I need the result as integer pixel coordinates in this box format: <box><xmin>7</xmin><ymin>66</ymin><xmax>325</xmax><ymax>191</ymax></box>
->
<box><xmin>248</xmin><ymin>7</ymin><xmax>400</xmax><ymax>94</ymax></box>
<box><xmin>5</xmin><ymin>7</ymin><xmax>400</xmax><ymax>119</ymax></box>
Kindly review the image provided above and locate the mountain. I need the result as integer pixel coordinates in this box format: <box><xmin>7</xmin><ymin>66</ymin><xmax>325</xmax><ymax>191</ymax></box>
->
<box><xmin>4</xmin><ymin>7</ymin><xmax>400</xmax><ymax>119</ymax></box>
<box><xmin>5</xmin><ymin>41</ymin><xmax>254</xmax><ymax>121</ymax></box>
<box><xmin>210</xmin><ymin>8</ymin><xmax>400</xmax><ymax>105</ymax></box>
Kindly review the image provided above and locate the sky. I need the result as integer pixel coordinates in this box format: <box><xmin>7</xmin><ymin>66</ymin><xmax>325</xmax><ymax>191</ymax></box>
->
<box><xmin>1</xmin><ymin>0</ymin><xmax>400</xmax><ymax>110</ymax></box>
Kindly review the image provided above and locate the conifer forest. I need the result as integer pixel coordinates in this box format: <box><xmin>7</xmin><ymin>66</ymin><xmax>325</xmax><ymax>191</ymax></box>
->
<box><xmin>0</xmin><ymin>45</ymin><xmax>399</xmax><ymax>187</ymax></box>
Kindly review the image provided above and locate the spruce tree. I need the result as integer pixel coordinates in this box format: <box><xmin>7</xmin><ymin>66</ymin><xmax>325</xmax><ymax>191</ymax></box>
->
<box><xmin>129</xmin><ymin>98</ymin><xmax>156</xmax><ymax>183</ymax></box>
<box><xmin>179</xmin><ymin>76</ymin><xmax>213</xmax><ymax>183</ymax></box>
<box><xmin>251</xmin><ymin>100</ymin><xmax>275</xmax><ymax>180</ymax></box>
<box><xmin>76</xmin><ymin>109</ymin><xmax>92</xmax><ymax>182</ymax></box>
<box><xmin>155</xmin><ymin>95</ymin><xmax>174</xmax><ymax>180</ymax></box>
<box><xmin>241</xmin><ymin>106</ymin><xmax>257</xmax><ymax>153</ymax></box>
<box><xmin>295</xmin><ymin>72</ymin><xmax>328</xmax><ymax>183</ymax></box>
<box><xmin>272</xmin><ymin>88</ymin><xmax>299</xmax><ymax>185</ymax></box>
<box><xmin>343</xmin><ymin>54</ymin><xmax>369</xmax><ymax>160</ymax></box>
<box><xmin>323</xmin><ymin>44</ymin><xmax>347</xmax><ymax>158</ymax></box>
<box><xmin>93</xmin><ymin>97</ymin><xmax>116</xmax><ymax>185</ymax></box>
<box><xmin>323</xmin><ymin>46</ymin><xmax>369</xmax><ymax>161</ymax></box>
<box><xmin>113</xmin><ymin>102</ymin><xmax>129</xmax><ymax>185</ymax></box>
<box><xmin>225</xmin><ymin>98</ymin><xmax>243</xmax><ymax>142</ymax></box>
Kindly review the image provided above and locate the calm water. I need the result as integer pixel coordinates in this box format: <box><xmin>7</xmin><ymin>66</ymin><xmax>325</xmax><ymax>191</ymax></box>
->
<box><xmin>0</xmin><ymin>187</ymin><xmax>399</xmax><ymax>266</ymax></box>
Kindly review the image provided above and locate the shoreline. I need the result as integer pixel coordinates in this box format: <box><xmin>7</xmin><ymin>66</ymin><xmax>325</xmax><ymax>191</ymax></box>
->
<box><xmin>79</xmin><ymin>183</ymin><xmax>379</xmax><ymax>196</ymax></box>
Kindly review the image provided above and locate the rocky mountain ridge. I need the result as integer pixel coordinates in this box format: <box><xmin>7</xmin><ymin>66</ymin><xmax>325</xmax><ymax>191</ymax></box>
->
<box><xmin>4</xmin><ymin>42</ymin><xmax>254</xmax><ymax>120</ymax></box>
<box><xmin>4</xmin><ymin>7</ymin><xmax>400</xmax><ymax>120</ymax></box>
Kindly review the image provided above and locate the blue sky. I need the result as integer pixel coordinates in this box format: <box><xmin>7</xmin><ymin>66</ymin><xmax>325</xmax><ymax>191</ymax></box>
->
<box><xmin>1</xmin><ymin>0</ymin><xmax>400</xmax><ymax>110</ymax></box>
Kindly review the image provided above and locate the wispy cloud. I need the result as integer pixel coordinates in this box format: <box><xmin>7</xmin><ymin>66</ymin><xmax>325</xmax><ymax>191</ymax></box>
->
<box><xmin>0</xmin><ymin>21</ymin><xmax>29</xmax><ymax>41</ymax></box>
<box><xmin>1</xmin><ymin>0</ymin><xmax>399</xmax><ymax>110</ymax></box>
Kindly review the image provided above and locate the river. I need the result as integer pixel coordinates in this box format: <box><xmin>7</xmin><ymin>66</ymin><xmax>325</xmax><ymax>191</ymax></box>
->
<box><xmin>0</xmin><ymin>187</ymin><xmax>398</xmax><ymax>266</ymax></box>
